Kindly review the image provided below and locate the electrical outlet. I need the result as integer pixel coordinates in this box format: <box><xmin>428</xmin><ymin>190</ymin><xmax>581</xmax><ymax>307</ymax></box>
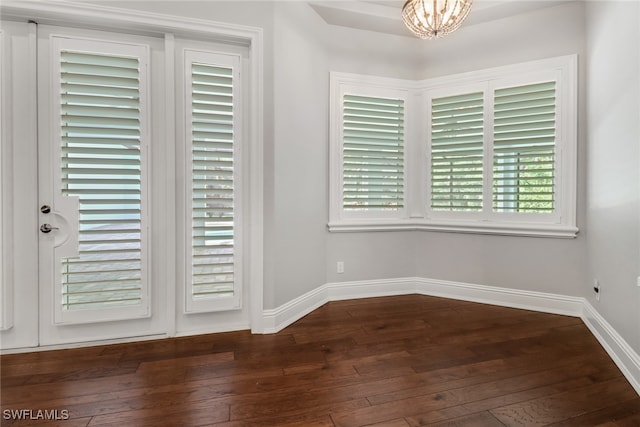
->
<box><xmin>593</xmin><ymin>279</ymin><xmax>600</xmax><ymax>302</ymax></box>
<box><xmin>337</xmin><ymin>261</ymin><xmax>344</xmax><ymax>274</ymax></box>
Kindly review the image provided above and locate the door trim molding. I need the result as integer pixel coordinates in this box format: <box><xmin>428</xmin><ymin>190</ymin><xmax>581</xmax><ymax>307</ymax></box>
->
<box><xmin>0</xmin><ymin>21</ymin><xmax>39</xmax><ymax>348</ymax></box>
<box><xmin>0</xmin><ymin>0</ymin><xmax>265</xmax><ymax>345</ymax></box>
<box><xmin>1</xmin><ymin>0</ymin><xmax>262</xmax><ymax>45</ymax></box>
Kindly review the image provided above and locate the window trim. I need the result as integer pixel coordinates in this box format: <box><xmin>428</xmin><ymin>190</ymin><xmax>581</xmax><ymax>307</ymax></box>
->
<box><xmin>329</xmin><ymin>55</ymin><xmax>578</xmax><ymax>238</ymax></box>
<box><xmin>182</xmin><ymin>48</ymin><xmax>244</xmax><ymax>314</ymax></box>
<box><xmin>329</xmin><ymin>72</ymin><xmax>413</xmax><ymax>224</ymax></box>
<box><xmin>425</xmin><ymin>82</ymin><xmax>489</xmax><ymax>222</ymax></box>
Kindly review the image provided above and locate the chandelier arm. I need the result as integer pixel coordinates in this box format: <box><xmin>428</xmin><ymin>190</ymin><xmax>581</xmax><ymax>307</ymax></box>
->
<box><xmin>433</xmin><ymin>0</ymin><xmax>439</xmax><ymax>35</ymax></box>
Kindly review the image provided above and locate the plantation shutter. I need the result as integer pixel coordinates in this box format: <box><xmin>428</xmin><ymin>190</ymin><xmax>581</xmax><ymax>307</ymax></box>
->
<box><xmin>59</xmin><ymin>50</ymin><xmax>145</xmax><ymax>311</ymax></box>
<box><xmin>342</xmin><ymin>94</ymin><xmax>405</xmax><ymax>211</ymax></box>
<box><xmin>430</xmin><ymin>92</ymin><xmax>484</xmax><ymax>211</ymax></box>
<box><xmin>188</xmin><ymin>57</ymin><xmax>238</xmax><ymax>312</ymax></box>
<box><xmin>493</xmin><ymin>81</ymin><xmax>556</xmax><ymax>213</ymax></box>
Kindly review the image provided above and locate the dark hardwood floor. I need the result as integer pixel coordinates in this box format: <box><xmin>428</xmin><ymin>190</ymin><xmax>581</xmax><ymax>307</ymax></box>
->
<box><xmin>1</xmin><ymin>295</ymin><xmax>639</xmax><ymax>426</ymax></box>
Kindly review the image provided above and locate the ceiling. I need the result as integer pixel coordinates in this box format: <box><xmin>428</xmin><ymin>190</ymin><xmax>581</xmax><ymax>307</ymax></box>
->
<box><xmin>309</xmin><ymin>0</ymin><xmax>575</xmax><ymax>38</ymax></box>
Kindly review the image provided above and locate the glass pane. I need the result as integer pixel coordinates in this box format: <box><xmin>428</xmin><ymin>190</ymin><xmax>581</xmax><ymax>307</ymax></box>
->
<box><xmin>493</xmin><ymin>82</ymin><xmax>556</xmax><ymax>213</ymax></box>
<box><xmin>59</xmin><ymin>50</ymin><xmax>143</xmax><ymax>310</ymax></box>
<box><xmin>343</xmin><ymin>94</ymin><xmax>405</xmax><ymax>211</ymax></box>
<box><xmin>430</xmin><ymin>91</ymin><xmax>484</xmax><ymax>212</ymax></box>
<box><xmin>191</xmin><ymin>62</ymin><xmax>235</xmax><ymax>300</ymax></box>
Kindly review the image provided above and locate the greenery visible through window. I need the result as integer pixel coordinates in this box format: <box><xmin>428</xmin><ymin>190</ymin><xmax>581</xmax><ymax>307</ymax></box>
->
<box><xmin>430</xmin><ymin>91</ymin><xmax>484</xmax><ymax>212</ymax></box>
<box><xmin>492</xmin><ymin>81</ymin><xmax>556</xmax><ymax>213</ymax></box>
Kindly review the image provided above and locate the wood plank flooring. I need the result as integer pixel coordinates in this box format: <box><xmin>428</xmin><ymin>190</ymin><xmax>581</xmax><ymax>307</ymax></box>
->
<box><xmin>1</xmin><ymin>295</ymin><xmax>639</xmax><ymax>426</ymax></box>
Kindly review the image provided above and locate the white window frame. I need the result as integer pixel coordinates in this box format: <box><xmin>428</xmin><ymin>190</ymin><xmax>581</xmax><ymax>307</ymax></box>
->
<box><xmin>47</xmin><ymin>35</ymin><xmax>152</xmax><ymax>325</ymax></box>
<box><xmin>329</xmin><ymin>72</ymin><xmax>414</xmax><ymax>228</ymax></box>
<box><xmin>329</xmin><ymin>55</ymin><xmax>578</xmax><ymax>238</ymax></box>
<box><xmin>487</xmin><ymin>70</ymin><xmax>565</xmax><ymax>224</ymax></box>
<box><xmin>425</xmin><ymin>82</ymin><xmax>489</xmax><ymax>222</ymax></box>
<box><xmin>183</xmin><ymin>48</ymin><xmax>243</xmax><ymax>314</ymax></box>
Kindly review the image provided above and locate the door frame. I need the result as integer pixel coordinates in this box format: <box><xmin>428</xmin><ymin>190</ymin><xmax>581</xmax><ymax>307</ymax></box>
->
<box><xmin>0</xmin><ymin>2</ymin><xmax>265</xmax><ymax>350</ymax></box>
<box><xmin>0</xmin><ymin>21</ymin><xmax>39</xmax><ymax>349</ymax></box>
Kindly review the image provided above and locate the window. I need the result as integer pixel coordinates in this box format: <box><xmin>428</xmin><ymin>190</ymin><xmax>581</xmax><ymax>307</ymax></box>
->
<box><xmin>329</xmin><ymin>55</ymin><xmax>577</xmax><ymax>237</ymax></box>
<box><xmin>184</xmin><ymin>49</ymin><xmax>243</xmax><ymax>313</ymax></box>
<box><xmin>52</xmin><ymin>36</ymin><xmax>150</xmax><ymax>323</ymax></box>
<box><xmin>342</xmin><ymin>94</ymin><xmax>405</xmax><ymax>212</ymax></box>
<box><xmin>425</xmin><ymin>65</ymin><xmax>574</xmax><ymax>231</ymax></box>
<box><xmin>329</xmin><ymin>74</ymin><xmax>410</xmax><ymax>225</ymax></box>
<box><xmin>429</xmin><ymin>88</ymin><xmax>485</xmax><ymax>214</ymax></box>
<box><xmin>492</xmin><ymin>81</ymin><xmax>556</xmax><ymax>214</ymax></box>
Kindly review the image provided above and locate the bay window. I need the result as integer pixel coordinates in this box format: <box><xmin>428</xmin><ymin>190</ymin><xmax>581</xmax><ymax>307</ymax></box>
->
<box><xmin>329</xmin><ymin>55</ymin><xmax>577</xmax><ymax>238</ymax></box>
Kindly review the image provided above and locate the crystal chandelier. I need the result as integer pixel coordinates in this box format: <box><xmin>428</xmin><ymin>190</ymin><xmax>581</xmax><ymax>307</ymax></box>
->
<box><xmin>402</xmin><ymin>0</ymin><xmax>473</xmax><ymax>40</ymax></box>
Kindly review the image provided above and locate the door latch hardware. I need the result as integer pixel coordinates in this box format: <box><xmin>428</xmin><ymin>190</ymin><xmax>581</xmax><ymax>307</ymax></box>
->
<box><xmin>40</xmin><ymin>205</ymin><xmax>51</xmax><ymax>214</ymax></box>
<box><xmin>40</xmin><ymin>223</ymin><xmax>59</xmax><ymax>233</ymax></box>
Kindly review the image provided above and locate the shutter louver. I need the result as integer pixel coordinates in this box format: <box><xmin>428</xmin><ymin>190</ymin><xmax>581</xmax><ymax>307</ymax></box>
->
<box><xmin>493</xmin><ymin>81</ymin><xmax>556</xmax><ymax>213</ymax></box>
<box><xmin>190</xmin><ymin>63</ymin><xmax>235</xmax><ymax>301</ymax></box>
<box><xmin>60</xmin><ymin>50</ymin><xmax>143</xmax><ymax>310</ymax></box>
<box><xmin>430</xmin><ymin>92</ymin><xmax>484</xmax><ymax>211</ymax></box>
<box><xmin>342</xmin><ymin>94</ymin><xmax>404</xmax><ymax>211</ymax></box>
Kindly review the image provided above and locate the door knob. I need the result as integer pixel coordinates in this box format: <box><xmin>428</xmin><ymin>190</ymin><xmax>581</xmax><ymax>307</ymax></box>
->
<box><xmin>40</xmin><ymin>223</ymin><xmax>60</xmax><ymax>233</ymax></box>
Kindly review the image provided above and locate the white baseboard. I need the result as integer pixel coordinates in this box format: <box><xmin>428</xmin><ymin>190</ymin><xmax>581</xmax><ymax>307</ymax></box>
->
<box><xmin>262</xmin><ymin>285</ymin><xmax>328</xmax><ymax>334</ymax></box>
<box><xmin>328</xmin><ymin>277</ymin><xmax>418</xmax><ymax>301</ymax></box>
<box><xmin>261</xmin><ymin>277</ymin><xmax>585</xmax><ymax>333</ymax></box>
<box><xmin>581</xmin><ymin>301</ymin><xmax>640</xmax><ymax>395</ymax></box>
<box><xmin>261</xmin><ymin>276</ymin><xmax>639</xmax><ymax>397</ymax></box>
<box><xmin>415</xmin><ymin>277</ymin><xmax>584</xmax><ymax>317</ymax></box>
<box><xmin>261</xmin><ymin>277</ymin><xmax>418</xmax><ymax>333</ymax></box>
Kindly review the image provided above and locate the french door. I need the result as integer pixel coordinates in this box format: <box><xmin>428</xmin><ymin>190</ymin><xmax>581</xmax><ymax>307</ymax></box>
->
<box><xmin>1</xmin><ymin>21</ymin><xmax>252</xmax><ymax>349</ymax></box>
<box><xmin>36</xmin><ymin>26</ymin><xmax>167</xmax><ymax>345</ymax></box>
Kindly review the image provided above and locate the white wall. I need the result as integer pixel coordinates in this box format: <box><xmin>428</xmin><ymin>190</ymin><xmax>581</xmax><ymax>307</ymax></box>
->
<box><xmin>269</xmin><ymin>2</ymin><xmax>328</xmax><ymax>307</ymax></box>
<box><xmin>585</xmin><ymin>0</ymin><xmax>640</xmax><ymax>355</ymax></box>
<box><xmin>417</xmin><ymin>2</ymin><xmax>587</xmax><ymax>79</ymax></box>
<box><xmin>321</xmin><ymin>10</ymin><xmax>426</xmax><ymax>287</ymax></box>
<box><xmin>271</xmin><ymin>2</ymin><xmax>424</xmax><ymax>304</ymax></box>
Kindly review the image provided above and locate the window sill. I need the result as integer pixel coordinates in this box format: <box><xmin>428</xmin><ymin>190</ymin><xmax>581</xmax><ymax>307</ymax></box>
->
<box><xmin>328</xmin><ymin>219</ymin><xmax>579</xmax><ymax>238</ymax></box>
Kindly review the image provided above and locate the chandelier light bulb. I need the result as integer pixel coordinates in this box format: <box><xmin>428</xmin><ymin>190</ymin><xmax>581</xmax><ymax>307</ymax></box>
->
<box><xmin>402</xmin><ymin>0</ymin><xmax>473</xmax><ymax>40</ymax></box>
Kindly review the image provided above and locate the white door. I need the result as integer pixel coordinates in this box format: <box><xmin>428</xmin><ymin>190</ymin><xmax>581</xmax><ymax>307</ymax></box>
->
<box><xmin>36</xmin><ymin>26</ymin><xmax>167</xmax><ymax>346</ymax></box>
<box><xmin>0</xmin><ymin>22</ymin><xmax>253</xmax><ymax>349</ymax></box>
